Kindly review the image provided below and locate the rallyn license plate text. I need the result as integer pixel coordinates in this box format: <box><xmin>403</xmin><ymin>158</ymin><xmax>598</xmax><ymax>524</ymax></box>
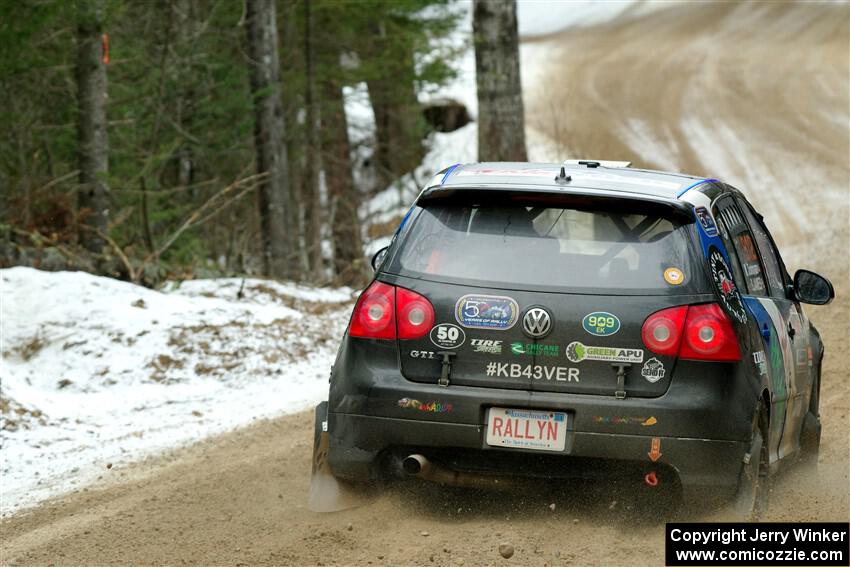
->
<box><xmin>486</xmin><ymin>408</ymin><xmax>568</xmax><ymax>452</ymax></box>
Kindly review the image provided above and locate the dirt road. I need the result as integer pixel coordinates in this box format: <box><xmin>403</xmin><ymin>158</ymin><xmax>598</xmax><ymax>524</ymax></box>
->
<box><xmin>2</xmin><ymin>3</ymin><xmax>848</xmax><ymax>566</ymax></box>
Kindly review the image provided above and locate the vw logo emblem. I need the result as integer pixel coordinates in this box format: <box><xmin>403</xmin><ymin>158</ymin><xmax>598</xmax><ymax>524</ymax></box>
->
<box><xmin>522</xmin><ymin>307</ymin><xmax>552</xmax><ymax>338</ymax></box>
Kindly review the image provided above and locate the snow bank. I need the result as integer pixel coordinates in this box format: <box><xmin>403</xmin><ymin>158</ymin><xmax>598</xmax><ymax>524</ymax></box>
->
<box><xmin>0</xmin><ymin>268</ymin><xmax>354</xmax><ymax>515</ymax></box>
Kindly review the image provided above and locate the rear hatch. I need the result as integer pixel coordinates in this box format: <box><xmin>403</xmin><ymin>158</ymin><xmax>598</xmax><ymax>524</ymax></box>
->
<box><xmin>383</xmin><ymin>191</ymin><xmax>713</xmax><ymax>398</ymax></box>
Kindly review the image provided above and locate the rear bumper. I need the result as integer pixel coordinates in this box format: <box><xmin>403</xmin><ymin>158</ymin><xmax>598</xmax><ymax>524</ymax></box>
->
<box><xmin>328</xmin><ymin>411</ymin><xmax>747</xmax><ymax>501</ymax></box>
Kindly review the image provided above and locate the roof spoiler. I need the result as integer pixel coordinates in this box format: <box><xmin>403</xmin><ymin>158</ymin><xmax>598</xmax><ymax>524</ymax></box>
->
<box><xmin>417</xmin><ymin>186</ymin><xmax>694</xmax><ymax>222</ymax></box>
<box><xmin>563</xmin><ymin>159</ymin><xmax>632</xmax><ymax>168</ymax></box>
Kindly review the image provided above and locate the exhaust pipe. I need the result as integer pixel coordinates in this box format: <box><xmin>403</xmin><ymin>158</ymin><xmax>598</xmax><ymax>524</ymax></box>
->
<box><xmin>402</xmin><ymin>454</ymin><xmax>513</xmax><ymax>490</ymax></box>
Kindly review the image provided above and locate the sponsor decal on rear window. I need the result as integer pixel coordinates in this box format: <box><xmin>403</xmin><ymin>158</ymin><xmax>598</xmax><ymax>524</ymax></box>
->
<box><xmin>641</xmin><ymin>357</ymin><xmax>666</xmax><ymax>382</ymax></box>
<box><xmin>581</xmin><ymin>312</ymin><xmax>621</xmax><ymax>336</ymax></box>
<box><xmin>708</xmin><ymin>247</ymin><xmax>748</xmax><ymax>324</ymax></box>
<box><xmin>663</xmin><ymin>267</ymin><xmax>685</xmax><ymax>285</ymax></box>
<box><xmin>470</xmin><ymin>338</ymin><xmax>502</xmax><ymax>354</ymax></box>
<box><xmin>430</xmin><ymin>323</ymin><xmax>466</xmax><ymax>349</ymax></box>
<box><xmin>510</xmin><ymin>342</ymin><xmax>560</xmax><ymax>357</ymax></box>
<box><xmin>694</xmin><ymin>206</ymin><xmax>719</xmax><ymax>237</ymax></box>
<box><xmin>455</xmin><ymin>294</ymin><xmax>519</xmax><ymax>330</ymax></box>
<box><xmin>485</xmin><ymin>361</ymin><xmax>579</xmax><ymax>382</ymax></box>
<box><xmin>565</xmin><ymin>341</ymin><xmax>643</xmax><ymax>364</ymax></box>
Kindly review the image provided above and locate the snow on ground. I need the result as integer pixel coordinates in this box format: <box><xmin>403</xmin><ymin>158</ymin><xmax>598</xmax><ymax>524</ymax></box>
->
<box><xmin>0</xmin><ymin>268</ymin><xmax>354</xmax><ymax>515</ymax></box>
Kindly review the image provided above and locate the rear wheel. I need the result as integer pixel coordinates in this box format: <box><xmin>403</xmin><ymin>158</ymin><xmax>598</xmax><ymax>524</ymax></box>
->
<box><xmin>733</xmin><ymin>403</ymin><xmax>770</xmax><ymax>520</ymax></box>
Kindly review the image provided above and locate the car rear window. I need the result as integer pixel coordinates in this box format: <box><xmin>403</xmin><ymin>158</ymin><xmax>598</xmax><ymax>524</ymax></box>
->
<box><xmin>388</xmin><ymin>204</ymin><xmax>706</xmax><ymax>294</ymax></box>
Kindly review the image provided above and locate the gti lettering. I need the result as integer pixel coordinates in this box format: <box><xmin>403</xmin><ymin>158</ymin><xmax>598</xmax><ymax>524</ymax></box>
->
<box><xmin>410</xmin><ymin>350</ymin><xmax>436</xmax><ymax>359</ymax></box>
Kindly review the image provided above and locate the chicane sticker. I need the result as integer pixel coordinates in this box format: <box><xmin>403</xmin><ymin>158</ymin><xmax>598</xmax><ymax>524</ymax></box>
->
<box><xmin>510</xmin><ymin>342</ymin><xmax>560</xmax><ymax>357</ymax></box>
<box><xmin>470</xmin><ymin>338</ymin><xmax>502</xmax><ymax>354</ymax></box>
<box><xmin>708</xmin><ymin>247</ymin><xmax>748</xmax><ymax>324</ymax></box>
<box><xmin>663</xmin><ymin>267</ymin><xmax>685</xmax><ymax>286</ymax></box>
<box><xmin>455</xmin><ymin>294</ymin><xmax>519</xmax><ymax>330</ymax></box>
<box><xmin>430</xmin><ymin>323</ymin><xmax>466</xmax><ymax>349</ymax></box>
<box><xmin>593</xmin><ymin>415</ymin><xmax>657</xmax><ymax>426</ymax></box>
<box><xmin>694</xmin><ymin>206</ymin><xmax>719</xmax><ymax>237</ymax></box>
<box><xmin>398</xmin><ymin>398</ymin><xmax>453</xmax><ymax>413</ymax></box>
<box><xmin>485</xmin><ymin>361</ymin><xmax>579</xmax><ymax>382</ymax></box>
<box><xmin>566</xmin><ymin>341</ymin><xmax>643</xmax><ymax>364</ymax></box>
<box><xmin>641</xmin><ymin>357</ymin><xmax>665</xmax><ymax>383</ymax></box>
<box><xmin>581</xmin><ymin>312</ymin><xmax>621</xmax><ymax>337</ymax></box>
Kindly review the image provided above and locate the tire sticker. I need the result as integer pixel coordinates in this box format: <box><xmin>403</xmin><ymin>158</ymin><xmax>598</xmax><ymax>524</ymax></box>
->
<box><xmin>709</xmin><ymin>246</ymin><xmax>748</xmax><ymax>324</ymax></box>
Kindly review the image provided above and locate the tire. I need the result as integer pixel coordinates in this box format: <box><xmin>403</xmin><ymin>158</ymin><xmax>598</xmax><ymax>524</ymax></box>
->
<box><xmin>733</xmin><ymin>403</ymin><xmax>770</xmax><ymax>520</ymax></box>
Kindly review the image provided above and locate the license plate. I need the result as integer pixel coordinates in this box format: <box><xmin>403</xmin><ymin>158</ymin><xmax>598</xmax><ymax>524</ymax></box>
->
<box><xmin>485</xmin><ymin>407</ymin><xmax>567</xmax><ymax>452</ymax></box>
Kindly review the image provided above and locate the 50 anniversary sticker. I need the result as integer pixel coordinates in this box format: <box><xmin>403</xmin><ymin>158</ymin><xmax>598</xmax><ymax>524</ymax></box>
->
<box><xmin>455</xmin><ymin>294</ymin><xmax>519</xmax><ymax>330</ymax></box>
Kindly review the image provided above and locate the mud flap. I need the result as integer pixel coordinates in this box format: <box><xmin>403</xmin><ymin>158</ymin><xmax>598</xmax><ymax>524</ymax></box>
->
<box><xmin>308</xmin><ymin>402</ymin><xmax>371</xmax><ymax>513</ymax></box>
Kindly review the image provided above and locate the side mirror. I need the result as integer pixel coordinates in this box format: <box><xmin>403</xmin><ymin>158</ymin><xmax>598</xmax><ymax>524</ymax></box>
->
<box><xmin>793</xmin><ymin>269</ymin><xmax>834</xmax><ymax>305</ymax></box>
<box><xmin>371</xmin><ymin>246</ymin><xmax>389</xmax><ymax>272</ymax></box>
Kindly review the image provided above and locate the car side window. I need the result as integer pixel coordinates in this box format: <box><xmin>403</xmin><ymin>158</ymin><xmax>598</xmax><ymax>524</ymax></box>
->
<box><xmin>713</xmin><ymin>196</ymin><xmax>768</xmax><ymax>296</ymax></box>
<box><xmin>736</xmin><ymin>198</ymin><xmax>788</xmax><ymax>298</ymax></box>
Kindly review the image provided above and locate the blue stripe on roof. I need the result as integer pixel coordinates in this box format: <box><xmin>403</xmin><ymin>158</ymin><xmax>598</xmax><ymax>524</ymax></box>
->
<box><xmin>676</xmin><ymin>178</ymin><xmax>718</xmax><ymax>198</ymax></box>
<box><xmin>441</xmin><ymin>163</ymin><xmax>461</xmax><ymax>184</ymax></box>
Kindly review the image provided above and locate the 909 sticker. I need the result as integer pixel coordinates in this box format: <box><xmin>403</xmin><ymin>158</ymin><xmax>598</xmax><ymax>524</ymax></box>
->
<box><xmin>455</xmin><ymin>294</ymin><xmax>519</xmax><ymax>330</ymax></box>
<box><xmin>582</xmin><ymin>312</ymin><xmax>621</xmax><ymax>336</ymax></box>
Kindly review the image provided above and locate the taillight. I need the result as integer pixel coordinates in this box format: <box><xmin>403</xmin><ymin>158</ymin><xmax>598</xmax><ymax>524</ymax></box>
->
<box><xmin>348</xmin><ymin>282</ymin><xmax>434</xmax><ymax>340</ymax></box>
<box><xmin>396</xmin><ymin>287</ymin><xmax>435</xmax><ymax>339</ymax></box>
<box><xmin>349</xmin><ymin>281</ymin><xmax>395</xmax><ymax>339</ymax></box>
<box><xmin>641</xmin><ymin>305</ymin><xmax>687</xmax><ymax>356</ymax></box>
<box><xmin>641</xmin><ymin>303</ymin><xmax>740</xmax><ymax>361</ymax></box>
<box><xmin>680</xmin><ymin>303</ymin><xmax>741</xmax><ymax>361</ymax></box>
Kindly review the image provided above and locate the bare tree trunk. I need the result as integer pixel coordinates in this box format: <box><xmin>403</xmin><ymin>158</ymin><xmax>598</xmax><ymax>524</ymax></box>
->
<box><xmin>76</xmin><ymin>0</ymin><xmax>109</xmax><ymax>254</ymax></box>
<box><xmin>321</xmin><ymin>53</ymin><xmax>365</xmax><ymax>286</ymax></box>
<box><xmin>279</xmin><ymin>0</ymin><xmax>309</xmax><ymax>275</ymax></box>
<box><xmin>302</xmin><ymin>0</ymin><xmax>324</xmax><ymax>279</ymax></box>
<box><xmin>473</xmin><ymin>0</ymin><xmax>527</xmax><ymax>162</ymax></box>
<box><xmin>245</xmin><ymin>0</ymin><xmax>295</xmax><ymax>279</ymax></box>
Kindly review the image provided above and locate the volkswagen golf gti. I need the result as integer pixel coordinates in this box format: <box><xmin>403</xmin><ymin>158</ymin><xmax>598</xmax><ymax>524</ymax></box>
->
<box><xmin>311</xmin><ymin>161</ymin><xmax>834</xmax><ymax>518</ymax></box>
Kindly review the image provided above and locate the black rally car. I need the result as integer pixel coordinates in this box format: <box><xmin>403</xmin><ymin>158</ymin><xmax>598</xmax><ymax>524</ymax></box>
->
<box><xmin>314</xmin><ymin>161</ymin><xmax>833</xmax><ymax>516</ymax></box>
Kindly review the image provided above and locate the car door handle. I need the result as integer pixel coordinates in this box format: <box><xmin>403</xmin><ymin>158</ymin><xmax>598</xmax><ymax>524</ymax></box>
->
<box><xmin>761</xmin><ymin>324</ymin><xmax>771</xmax><ymax>340</ymax></box>
<box><xmin>787</xmin><ymin>323</ymin><xmax>796</xmax><ymax>340</ymax></box>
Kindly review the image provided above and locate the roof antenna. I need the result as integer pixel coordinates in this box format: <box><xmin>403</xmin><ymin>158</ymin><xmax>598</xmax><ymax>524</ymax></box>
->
<box><xmin>555</xmin><ymin>166</ymin><xmax>571</xmax><ymax>184</ymax></box>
